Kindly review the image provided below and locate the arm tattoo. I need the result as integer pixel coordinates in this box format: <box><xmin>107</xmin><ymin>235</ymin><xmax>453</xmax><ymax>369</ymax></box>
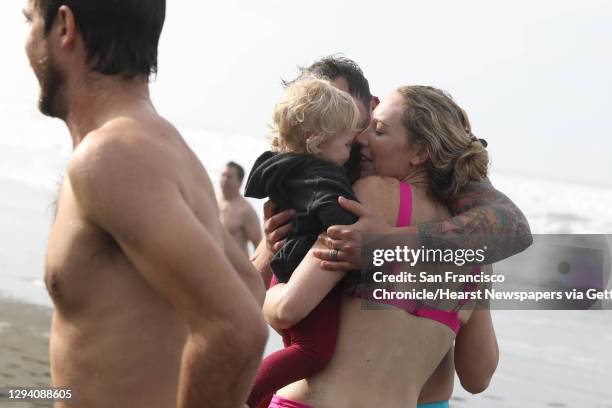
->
<box><xmin>417</xmin><ymin>178</ymin><xmax>533</xmax><ymax>264</ymax></box>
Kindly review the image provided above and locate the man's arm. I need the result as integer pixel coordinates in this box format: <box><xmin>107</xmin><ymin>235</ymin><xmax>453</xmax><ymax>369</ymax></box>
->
<box><xmin>222</xmin><ymin>226</ymin><xmax>265</xmax><ymax>306</ymax></box>
<box><xmin>317</xmin><ymin>177</ymin><xmax>533</xmax><ymax>270</ymax></box>
<box><xmin>250</xmin><ymin>240</ymin><xmax>274</xmax><ymax>289</ymax></box>
<box><xmin>454</xmin><ymin>308</ymin><xmax>499</xmax><ymax>394</ymax></box>
<box><xmin>70</xmin><ymin>134</ymin><xmax>267</xmax><ymax>408</ymax></box>
<box><xmin>249</xmin><ymin>201</ymin><xmax>294</xmax><ymax>288</ymax></box>
<box><xmin>243</xmin><ymin>205</ymin><xmax>263</xmax><ymax>249</ymax></box>
<box><xmin>454</xmin><ymin>264</ymin><xmax>498</xmax><ymax>394</ymax></box>
<box><xmin>418</xmin><ymin>178</ymin><xmax>533</xmax><ymax>263</ymax></box>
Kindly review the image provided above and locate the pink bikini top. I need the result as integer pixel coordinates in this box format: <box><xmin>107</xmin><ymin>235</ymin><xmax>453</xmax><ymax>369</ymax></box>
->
<box><xmin>380</xmin><ymin>181</ymin><xmax>478</xmax><ymax>334</ymax></box>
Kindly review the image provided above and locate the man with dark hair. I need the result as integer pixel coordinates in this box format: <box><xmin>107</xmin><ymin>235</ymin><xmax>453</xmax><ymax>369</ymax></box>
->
<box><xmin>250</xmin><ymin>54</ymin><xmax>532</xmax><ymax>407</ymax></box>
<box><xmin>284</xmin><ymin>54</ymin><xmax>376</xmax><ymax>136</ymax></box>
<box><xmin>227</xmin><ymin>161</ymin><xmax>246</xmax><ymax>183</ymax></box>
<box><xmin>254</xmin><ymin>54</ymin><xmax>532</xmax><ymax>271</ymax></box>
<box><xmin>36</xmin><ymin>0</ymin><xmax>164</xmax><ymax>78</ymax></box>
<box><xmin>280</xmin><ymin>55</ymin><xmax>377</xmax><ymax>176</ymax></box>
<box><xmin>218</xmin><ymin>162</ymin><xmax>262</xmax><ymax>254</ymax></box>
<box><xmin>23</xmin><ymin>1</ymin><xmax>267</xmax><ymax>407</ymax></box>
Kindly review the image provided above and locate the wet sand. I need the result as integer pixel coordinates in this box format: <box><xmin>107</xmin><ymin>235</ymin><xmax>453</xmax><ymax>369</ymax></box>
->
<box><xmin>0</xmin><ymin>300</ymin><xmax>52</xmax><ymax>408</ymax></box>
<box><xmin>1</xmin><ymin>303</ymin><xmax>612</xmax><ymax>407</ymax></box>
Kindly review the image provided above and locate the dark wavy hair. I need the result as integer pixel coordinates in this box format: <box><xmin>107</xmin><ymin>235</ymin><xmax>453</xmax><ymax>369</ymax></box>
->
<box><xmin>36</xmin><ymin>0</ymin><xmax>165</xmax><ymax>78</ymax></box>
<box><xmin>226</xmin><ymin>161</ymin><xmax>245</xmax><ymax>183</ymax></box>
<box><xmin>284</xmin><ymin>54</ymin><xmax>373</xmax><ymax>112</ymax></box>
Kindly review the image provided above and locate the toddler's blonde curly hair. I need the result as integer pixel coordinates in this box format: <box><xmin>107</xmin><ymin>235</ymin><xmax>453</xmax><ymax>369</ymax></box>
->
<box><xmin>269</xmin><ymin>78</ymin><xmax>360</xmax><ymax>154</ymax></box>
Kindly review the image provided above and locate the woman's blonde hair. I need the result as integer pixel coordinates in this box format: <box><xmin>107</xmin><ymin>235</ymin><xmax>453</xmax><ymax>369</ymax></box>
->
<box><xmin>397</xmin><ymin>85</ymin><xmax>489</xmax><ymax>202</ymax></box>
<box><xmin>269</xmin><ymin>77</ymin><xmax>360</xmax><ymax>154</ymax></box>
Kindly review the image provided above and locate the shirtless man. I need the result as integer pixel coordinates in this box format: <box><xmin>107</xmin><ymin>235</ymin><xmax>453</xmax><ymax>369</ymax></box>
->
<box><xmin>255</xmin><ymin>55</ymin><xmax>532</xmax><ymax>269</ymax></box>
<box><xmin>23</xmin><ymin>1</ymin><xmax>267</xmax><ymax>407</ymax></box>
<box><xmin>218</xmin><ymin>162</ymin><xmax>262</xmax><ymax>254</ymax></box>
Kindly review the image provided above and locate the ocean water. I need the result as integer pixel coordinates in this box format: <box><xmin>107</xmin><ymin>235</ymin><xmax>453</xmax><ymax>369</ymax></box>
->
<box><xmin>0</xmin><ymin>97</ymin><xmax>269</xmax><ymax>306</ymax></box>
<box><xmin>2</xmin><ymin>97</ymin><xmax>612</xmax><ymax>304</ymax></box>
<box><xmin>1</xmin><ymin>97</ymin><xmax>612</xmax><ymax>405</ymax></box>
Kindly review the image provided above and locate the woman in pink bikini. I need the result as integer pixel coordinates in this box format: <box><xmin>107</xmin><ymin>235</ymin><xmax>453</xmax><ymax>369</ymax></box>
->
<box><xmin>260</xmin><ymin>85</ymin><xmax>497</xmax><ymax>408</ymax></box>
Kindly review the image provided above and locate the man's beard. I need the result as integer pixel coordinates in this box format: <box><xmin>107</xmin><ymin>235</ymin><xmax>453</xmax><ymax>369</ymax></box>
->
<box><xmin>38</xmin><ymin>54</ymin><xmax>67</xmax><ymax>119</ymax></box>
<box><xmin>359</xmin><ymin>161</ymin><xmax>375</xmax><ymax>177</ymax></box>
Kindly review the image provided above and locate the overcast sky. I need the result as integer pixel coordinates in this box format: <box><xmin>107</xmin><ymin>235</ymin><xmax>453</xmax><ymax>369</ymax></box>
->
<box><xmin>1</xmin><ymin>0</ymin><xmax>611</xmax><ymax>187</ymax></box>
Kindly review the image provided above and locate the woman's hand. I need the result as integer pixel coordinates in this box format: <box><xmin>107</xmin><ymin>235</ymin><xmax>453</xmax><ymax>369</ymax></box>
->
<box><xmin>314</xmin><ymin>196</ymin><xmax>393</xmax><ymax>271</ymax></box>
<box><xmin>263</xmin><ymin>200</ymin><xmax>295</xmax><ymax>252</ymax></box>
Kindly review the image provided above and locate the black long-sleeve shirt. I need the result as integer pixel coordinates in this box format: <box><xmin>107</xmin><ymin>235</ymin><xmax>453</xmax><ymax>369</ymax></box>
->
<box><xmin>245</xmin><ymin>151</ymin><xmax>358</xmax><ymax>282</ymax></box>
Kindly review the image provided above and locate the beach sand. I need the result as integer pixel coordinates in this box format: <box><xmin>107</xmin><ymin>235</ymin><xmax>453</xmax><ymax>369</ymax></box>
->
<box><xmin>1</xmin><ymin>303</ymin><xmax>612</xmax><ymax>407</ymax></box>
<box><xmin>0</xmin><ymin>300</ymin><xmax>52</xmax><ymax>408</ymax></box>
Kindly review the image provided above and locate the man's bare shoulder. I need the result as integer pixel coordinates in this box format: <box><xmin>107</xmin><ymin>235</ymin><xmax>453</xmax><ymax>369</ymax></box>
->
<box><xmin>67</xmin><ymin>117</ymin><xmax>186</xmax><ymax>215</ymax></box>
<box><xmin>235</xmin><ymin>196</ymin><xmax>256</xmax><ymax>210</ymax></box>
<box><xmin>78</xmin><ymin>116</ymin><xmax>183</xmax><ymax>165</ymax></box>
<box><xmin>239</xmin><ymin>198</ymin><xmax>259</xmax><ymax>220</ymax></box>
<box><xmin>224</xmin><ymin>196</ymin><xmax>256</xmax><ymax>221</ymax></box>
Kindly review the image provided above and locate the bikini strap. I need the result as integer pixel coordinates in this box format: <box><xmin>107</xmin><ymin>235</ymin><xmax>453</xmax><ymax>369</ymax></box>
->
<box><xmin>395</xmin><ymin>181</ymin><xmax>413</xmax><ymax>227</ymax></box>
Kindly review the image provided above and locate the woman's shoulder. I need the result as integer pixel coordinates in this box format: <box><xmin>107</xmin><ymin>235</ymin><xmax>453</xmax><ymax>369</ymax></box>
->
<box><xmin>352</xmin><ymin>176</ymin><xmax>402</xmax><ymax>225</ymax></box>
<box><xmin>352</xmin><ymin>175</ymin><xmax>398</xmax><ymax>193</ymax></box>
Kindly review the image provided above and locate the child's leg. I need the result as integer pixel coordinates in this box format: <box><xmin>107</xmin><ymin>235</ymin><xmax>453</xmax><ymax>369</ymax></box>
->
<box><xmin>257</xmin><ymin>396</ymin><xmax>273</xmax><ymax>408</ymax></box>
<box><xmin>246</xmin><ymin>287</ymin><xmax>341</xmax><ymax>408</ymax></box>
<box><xmin>285</xmin><ymin>285</ymin><xmax>341</xmax><ymax>364</ymax></box>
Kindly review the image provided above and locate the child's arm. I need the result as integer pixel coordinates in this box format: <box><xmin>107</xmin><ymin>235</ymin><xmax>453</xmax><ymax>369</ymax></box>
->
<box><xmin>262</xmin><ymin>176</ymin><xmax>395</xmax><ymax>329</ymax></box>
<box><xmin>250</xmin><ymin>282</ymin><xmax>340</xmax><ymax>408</ymax></box>
<box><xmin>263</xmin><ymin>240</ymin><xmax>345</xmax><ymax>330</ymax></box>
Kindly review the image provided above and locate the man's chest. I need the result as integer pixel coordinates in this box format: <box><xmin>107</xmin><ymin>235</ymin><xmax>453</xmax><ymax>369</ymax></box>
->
<box><xmin>219</xmin><ymin>202</ymin><xmax>245</xmax><ymax>231</ymax></box>
<box><xmin>45</xmin><ymin>185</ymin><xmax>123</xmax><ymax>306</ymax></box>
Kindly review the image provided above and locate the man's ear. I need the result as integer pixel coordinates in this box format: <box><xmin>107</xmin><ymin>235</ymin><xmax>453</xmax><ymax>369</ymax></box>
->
<box><xmin>410</xmin><ymin>143</ymin><xmax>429</xmax><ymax>166</ymax></box>
<box><xmin>371</xmin><ymin>96</ymin><xmax>380</xmax><ymax>110</ymax></box>
<box><xmin>56</xmin><ymin>5</ymin><xmax>77</xmax><ymax>49</ymax></box>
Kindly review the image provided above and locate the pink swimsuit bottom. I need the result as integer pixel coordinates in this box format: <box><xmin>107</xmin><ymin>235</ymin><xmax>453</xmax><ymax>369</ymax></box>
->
<box><xmin>268</xmin><ymin>395</ymin><xmax>312</xmax><ymax>408</ymax></box>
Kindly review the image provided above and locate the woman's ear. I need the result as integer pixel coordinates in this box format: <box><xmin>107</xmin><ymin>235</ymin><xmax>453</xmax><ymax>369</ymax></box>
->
<box><xmin>410</xmin><ymin>143</ymin><xmax>429</xmax><ymax>166</ymax></box>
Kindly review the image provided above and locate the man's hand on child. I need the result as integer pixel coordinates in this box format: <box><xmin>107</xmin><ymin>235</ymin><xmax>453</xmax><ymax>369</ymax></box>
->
<box><xmin>263</xmin><ymin>200</ymin><xmax>295</xmax><ymax>252</ymax></box>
